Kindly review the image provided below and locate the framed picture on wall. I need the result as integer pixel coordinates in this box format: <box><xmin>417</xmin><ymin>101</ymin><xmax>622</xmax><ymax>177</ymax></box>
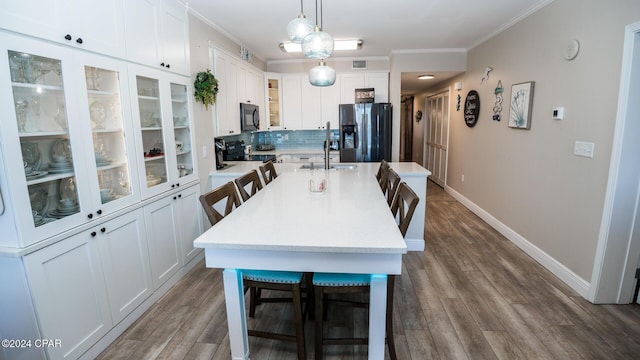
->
<box><xmin>509</xmin><ymin>81</ymin><xmax>535</xmax><ymax>129</ymax></box>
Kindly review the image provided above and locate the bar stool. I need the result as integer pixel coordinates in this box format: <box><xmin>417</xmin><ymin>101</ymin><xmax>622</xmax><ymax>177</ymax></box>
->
<box><xmin>384</xmin><ymin>168</ymin><xmax>401</xmax><ymax>206</ymax></box>
<box><xmin>234</xmin><ymin>169</ymin><xmax>263</xmax><ymax>201</ymax></box>
<box><xmin>199</xmin><ymin>182</ymin><xmax>307</xmax><ymax>360</ymax></box>
<box><xmin>376</xmin><ymin>160</ymin><xmax>390</xmax><ymax>191</ymax></box>
<box><xmin>259</xmin><ymin>160</ymin><xmax>278</xmax><ymax>185</ymax></box>
<box><xmin>312</xmin><ymin>182</ymin><xmax>419</xmax><ymax>360</ymax></box>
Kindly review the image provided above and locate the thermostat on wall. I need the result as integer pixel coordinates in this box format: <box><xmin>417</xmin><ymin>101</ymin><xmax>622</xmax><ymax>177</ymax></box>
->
<box><xmin>552</xmin><ymin>107</ymin><xmax>565</xmax><ymax>120</ymax></box>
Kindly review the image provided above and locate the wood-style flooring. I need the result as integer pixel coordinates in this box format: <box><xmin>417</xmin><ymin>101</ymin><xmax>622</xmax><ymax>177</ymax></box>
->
<box><xmin>98</xmin><ymin>181</ymin><xmax>640</xmax><ymax>359</ymax></box>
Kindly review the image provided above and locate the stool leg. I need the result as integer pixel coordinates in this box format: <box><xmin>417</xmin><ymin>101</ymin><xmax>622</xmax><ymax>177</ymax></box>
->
<box><xmin>315</xmin><ymin>285</ymin><xmax>324</xmax><ymax>360</ymax></box>
<box><xmin>292</xmin><ymin>284</ymin><xmax>306</xmax><ymax>360</ymax></box>
<box><xmin>386</xmin><ymin>276</ymin><xmax>397</xmax><ymax>360</ymax></box>
<box><xmin>249</xmin><ymin>287</ymin><xmax>257</xmax><ymax>317</ymax></box>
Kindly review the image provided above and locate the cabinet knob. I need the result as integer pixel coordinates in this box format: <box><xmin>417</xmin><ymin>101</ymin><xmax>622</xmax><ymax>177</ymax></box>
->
<box><xmin>76</xmin><ymin>38</ymin><xmax>83</xmax><ymax>44</ymax></box>
<box><xmin>171</xmin><ymin>184</ymin><xmax>176</xmax><ymax>188</ymax></box>
<box><xmin>178</xmin><ymin>194</ymin><xmax>182</xmax><ymax>198</ymax></box>
<box><xmin>96</xmin><ymin>209</ymin><xmax>103</xmax><ymax>215</ymax></box>
<box><xmin>160</xmin><ymin>62</ymin><xmax>165</xmax><ymax>67</ymax></box>
<box><xmin>88</xmin><ymin>213</ymin><xmax>93</xmax><ymax>219</ymax></box>
<box><xmin>166</xmin><ymin>64</ymin><xmax>170</xmax><ymax>69</ymax></box>
<box><xmin>64</xmin><ymin>34</ymin><xmax>72</xmax><ymax>41</ymax></box>
<box><xmin>173</xmin><ymin>196</ymin><xmax>177</xmax><ymax>200</ymax></box>
<box><xmin>100</xmin><ymin>227</ymin><xmax>106</xmax><ymax>233</ymax></box>
<box><xmin>90</xmin><ymin>231</ymin><xmax>97</xmax><ymax>237</ymax></box>
<box><xmin>176</xmin><ymin>183</ymin><xmax>180</xmax><ymax>187</ymax></box>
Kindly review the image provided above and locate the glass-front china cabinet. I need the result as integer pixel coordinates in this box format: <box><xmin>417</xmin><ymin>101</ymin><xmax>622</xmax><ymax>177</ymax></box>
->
<box><xmin>130</xmin><ymin>65</ymin><xmax>196</xmax><ymax>199</ymax></box>
<box><xmin>1</xmin><ymin>35</ymin><xmax>141</xmax><ymax>247</ymax></box>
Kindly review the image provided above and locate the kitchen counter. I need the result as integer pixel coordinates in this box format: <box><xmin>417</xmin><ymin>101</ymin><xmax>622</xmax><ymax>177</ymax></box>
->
<box><xmin>209</xmin><ymin>161</ymin><xmax>431</xmax><ymax>251</ymax></box>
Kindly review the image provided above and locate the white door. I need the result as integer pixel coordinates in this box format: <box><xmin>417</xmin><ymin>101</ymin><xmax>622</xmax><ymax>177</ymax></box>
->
<box><xmin>424</xmin><ymin>90</ymin><xmax>449</xmax><ymax>187</ymax></box>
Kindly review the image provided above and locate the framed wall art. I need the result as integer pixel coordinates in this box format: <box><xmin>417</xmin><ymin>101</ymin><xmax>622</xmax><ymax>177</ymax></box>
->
<box><xmin>509</xmin><ymin>81</ymin><xmax>535</xmax><ymax>129</ymax></box>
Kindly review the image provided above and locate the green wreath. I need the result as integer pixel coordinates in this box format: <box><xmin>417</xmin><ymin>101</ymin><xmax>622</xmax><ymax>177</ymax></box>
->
<box><xmin>194</xmin><ymin>69</ymin><xmax>219</xmax><ymax>110</ymax></box>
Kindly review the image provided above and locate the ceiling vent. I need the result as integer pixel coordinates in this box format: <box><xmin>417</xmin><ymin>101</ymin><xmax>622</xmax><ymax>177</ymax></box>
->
<box><xmin>352</xmin><ymin>60</ymin><xmax>367</xmax><ymax>70</ymax></box>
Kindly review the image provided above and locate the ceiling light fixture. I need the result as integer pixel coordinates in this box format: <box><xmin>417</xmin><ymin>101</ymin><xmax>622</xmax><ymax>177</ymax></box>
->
<box><xmin>286</xmin><ymin>0</ymin><xmax>314</xmax><ymax>42</ymax></box>
<box><xmin>301</xmin><ymin>0</ymin><xmax>334</xmax><ymax>60</ymax></box>
<box><xmin>279</xmin><ymin>39</ymin><xmax>362</xmax><ymax>53</ymax></box>
<box><xmin>418</xmin><ymin>74</ymin><xmax>435</xmax><ymax>80</ymax></box>
<box><xmin>309</xmin><ymin>60</ymin><xmax>336</xmax><ymax>87</ymax></box>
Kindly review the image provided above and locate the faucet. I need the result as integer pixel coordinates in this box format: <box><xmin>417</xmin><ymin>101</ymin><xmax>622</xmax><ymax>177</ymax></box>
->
<box><xmin>324</xmin><ymin>121</ymin><xmax>331</xmax><ymax>169</ymax></box>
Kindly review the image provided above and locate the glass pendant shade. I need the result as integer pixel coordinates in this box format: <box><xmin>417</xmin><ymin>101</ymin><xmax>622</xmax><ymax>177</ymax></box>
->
<box><xmin>309</xmin><ymin>61</ymin><xmax>336</xmax><ymax>87</ymax></box>
<box><xmin>302</xmin><ymin>26</ymin><xmax>334</xmax><ymax>59</ymax></box>
<box><xmin>287</xmin><ymin>14</ymin><xmax>314</xmax><ymax>42</ymax></box>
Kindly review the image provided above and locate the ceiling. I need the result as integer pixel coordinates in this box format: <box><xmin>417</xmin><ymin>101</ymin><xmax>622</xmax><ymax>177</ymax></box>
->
<box><xmin>185</xmin><ymin>0</ymin><xmax>550</xmax><ymax>93</ymax></box>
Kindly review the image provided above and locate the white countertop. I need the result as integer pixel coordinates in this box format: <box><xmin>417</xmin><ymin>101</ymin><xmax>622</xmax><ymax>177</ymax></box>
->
<box><xmin>211</xmin><ymin>161</ymin><xmax>431</xmax><ymax>178</ymax></box>
<box><xmin>195</xmin><ymin>170</ymin><xmax>407</xmax><ymax>255</ymax></box>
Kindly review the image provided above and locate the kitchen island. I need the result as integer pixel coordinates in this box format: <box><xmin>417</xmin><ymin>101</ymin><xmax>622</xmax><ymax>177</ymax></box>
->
<box><xmin>195</xmin><ymin>169</ymin><xmax>408</xmax><ymax>359</ymax></box>
<box><xmin>209</xmin><ymin>161</ymin><xmax>430</xmax><ymax>251</ymax></box>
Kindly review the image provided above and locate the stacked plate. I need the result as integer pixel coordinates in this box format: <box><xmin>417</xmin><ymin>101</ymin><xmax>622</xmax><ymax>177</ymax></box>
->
<box><xmin>49</xmin><ymin>199</ymin><xmax>80</xmax><ymax>219</ymax></box>
<box><xmin>48</xmin><ymin>157</ymin><xmax>73</xmax><ymax>174</ymax></box>
<box><xmin>95</xmin><ymin>154</ymin><xmax>112</xmax><ymax>167</ymax></box>
<box><xmin>26</xmin><ymin>170</ymin><xmax>48</xmax><ymax>180</ymax></box>
<box><xmin>100</xmin><ymin>188</ymin><xmax>116</xmax><ymax>203</ymax></box>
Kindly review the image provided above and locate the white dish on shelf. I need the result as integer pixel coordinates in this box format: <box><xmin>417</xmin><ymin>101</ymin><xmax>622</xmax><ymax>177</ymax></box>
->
<box><xmin>26</xmin><ymin>170</ymin><xmax>48</xmax><ymax>180</ymax></box>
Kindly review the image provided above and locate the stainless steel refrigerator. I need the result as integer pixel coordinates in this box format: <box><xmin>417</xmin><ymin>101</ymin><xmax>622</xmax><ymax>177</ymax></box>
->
<box><xmin>339</xmin><ymin>103</ymin><xmax>392</xmax><ymax>162</ymax></box>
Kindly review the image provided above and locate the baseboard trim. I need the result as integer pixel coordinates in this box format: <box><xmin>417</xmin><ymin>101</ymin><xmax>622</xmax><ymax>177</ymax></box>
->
<box><xmin>406</xmin><ymin>238</ymin><xmax>425</xmax><ymax>251</ymax></box>
<box><xmin>444</xmin><ymin>185</ymin><xmax>590</xmax><ymax>298</ymax></box>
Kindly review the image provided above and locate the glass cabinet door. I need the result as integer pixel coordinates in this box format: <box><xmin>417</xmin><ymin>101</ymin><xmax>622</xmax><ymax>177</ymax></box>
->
<box><xmin>266</xmin><ymin>76</ymin><xmax>282</xmax><ymax>129</ymax></box>
<box><xmin>85</xmin><ymin>65</ymin><xmax>134</xmax><ymax>206</ymax></box>
<box><xmin>10</xmin><ymin>50</ymin><xmax>81</xmax><ymax>228</ymax></box>
<box><xmin>171</xmin><ymin>82</ymin><xmax>194</xmax><ymax>180</ymax></box>
<box><xmin>136</xmin><ymin>75</ymin><xmax>169</xmax><ymax>191</ymax></box>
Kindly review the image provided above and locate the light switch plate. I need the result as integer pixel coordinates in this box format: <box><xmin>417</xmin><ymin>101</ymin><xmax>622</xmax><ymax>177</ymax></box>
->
<box><xmin>574</xmin><ymin>141</ymin><xmax>595</xmax><ymax>158</ymax></box>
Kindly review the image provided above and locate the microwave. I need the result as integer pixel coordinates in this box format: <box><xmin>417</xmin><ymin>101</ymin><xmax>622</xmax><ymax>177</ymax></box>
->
<box><xmin>240</xmin><ymin>103</ymin><xmax>259</xmax><ymax>132</ymax></box>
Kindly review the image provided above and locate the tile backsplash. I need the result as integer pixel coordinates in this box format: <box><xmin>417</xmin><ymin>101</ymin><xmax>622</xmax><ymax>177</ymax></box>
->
<box><xmin>217</xmin><ymin>129</ymin><xmax>339</xmax><ymax>151</ymax></box>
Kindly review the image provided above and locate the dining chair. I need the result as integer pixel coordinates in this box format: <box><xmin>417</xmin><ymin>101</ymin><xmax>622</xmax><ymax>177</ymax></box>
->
<box><xmin>383</xmin><ymin>168</ymin><xmax>401</xmax><ymax>206</ymax></box>
<box><xmin>312</xmin><ymin>181</ymin><xmax>419</xmax><ymax>360</ymax></box>
<box><xmin>234</xmin><ymin>169</ymin><xmax>264</xmax><ymax>201</ymax></box>
<box><xmin>376</xmin><ymin>159</ymin><xmax>390</xmax><ymax>191</ymax></box>
<box><xmin>259</xmin><ymin>160</ymin><xmax>278</xmax><ymax>185</ymax></box>
<box><xmin>199</xmin><ymin>181</ymin><xmax>307</xmax><ymax>360</ymax></box>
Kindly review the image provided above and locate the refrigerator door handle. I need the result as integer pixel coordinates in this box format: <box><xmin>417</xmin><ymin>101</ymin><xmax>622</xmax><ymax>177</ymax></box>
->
<box><xmin>362</xmin><ymin>112</ymin><xmax>368</xmax><ymax>157</ymax></box>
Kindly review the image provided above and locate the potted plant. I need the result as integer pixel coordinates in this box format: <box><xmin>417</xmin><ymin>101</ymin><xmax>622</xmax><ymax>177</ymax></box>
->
<box><xmin>193</xmin><ymin>69</ymin><xmax>219</xmax><ymax>110</ymax></box>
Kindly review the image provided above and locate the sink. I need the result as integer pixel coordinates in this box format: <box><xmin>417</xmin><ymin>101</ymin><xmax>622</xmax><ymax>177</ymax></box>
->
<box><xmin>299</xmin><ymin>164</ymin><xmax>357</xmax><ymax>170</ymax></box>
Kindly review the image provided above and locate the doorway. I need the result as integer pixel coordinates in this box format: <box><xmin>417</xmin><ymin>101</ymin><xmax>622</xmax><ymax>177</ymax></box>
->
<box><xmin>589</xmin><ymin>21</ymin><xmax>640</xmax><ymax>304</ymax></box>
<box><xmin>400</xmin><ymin>95</ymin><xmax>414</xmax><ymax>161</ymax></box>
<box><xmin>424</xmin><ymin>89</ymin><xmax>450</xmax><ymax>188</ymax></box>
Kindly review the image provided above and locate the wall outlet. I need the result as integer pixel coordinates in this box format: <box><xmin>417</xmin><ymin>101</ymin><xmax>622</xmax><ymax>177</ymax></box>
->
<box><xmin>574</xmin><ymin>141</ymin><xmax>595</xmax><ymax>158</ymax></box>
<box><xmin>461</xmin><ymin>174</ymin><xmax>465</xmax><ymax>182</ymax></box>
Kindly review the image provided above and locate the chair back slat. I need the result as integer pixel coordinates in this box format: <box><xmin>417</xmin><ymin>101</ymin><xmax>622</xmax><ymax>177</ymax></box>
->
<box><xmin>390</xmin><ymin>182</ymin><xmax>420</xmax><ymax>237</ymax></box>
<box><xmin>259</xmin><ymin>160</ymin><xmax>278</xmax><ymax>185</ymax></box>
<box><xmin>376</xmin><ymin>160</ymin><xmax>390</xmax><ymax>191</ymax></box>
<box><xmin>384</xmin><ymin>168</ymin><xmax>401</xmax><ymax>206</ymax></box>
<box><xmin>199</xmin><ymin>181</ymin><xmax>241</xmax><ymax>226</ymax></box>
<box><xmin>235</xmin><ymin>170</ymin><xmax>264</xmax><ymax>201</ymax></box>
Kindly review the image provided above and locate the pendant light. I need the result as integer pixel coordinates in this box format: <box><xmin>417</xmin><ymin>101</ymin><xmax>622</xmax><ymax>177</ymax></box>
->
<box><xmin>301</xmin><ymin>0</ymin><xmax>334</xmax><ymax>59</ymax></box>
<box><xmin>286</xmin><ymin>0</ymin><xmax>314</xmax><ymax>42</ymax></box>
<box><xmin>309</xmin><ymin>60</ymin><xmax>336</xmax><ymax>86</ymax></box>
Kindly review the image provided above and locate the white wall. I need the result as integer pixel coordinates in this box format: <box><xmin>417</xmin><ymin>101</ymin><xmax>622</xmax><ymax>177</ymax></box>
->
<box><xmin>435</xmin><ymin>0</ymin><xmax>640</xmax><ymax>287</ymax></box>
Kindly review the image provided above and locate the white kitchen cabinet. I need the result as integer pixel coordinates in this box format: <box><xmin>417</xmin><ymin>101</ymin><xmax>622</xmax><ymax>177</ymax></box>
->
<box><xmin>365</xmin><ymin>72</ymin><xmax>390</xmax><ymax>102</ymax></box>
<box><xmin>123</xmin><ymin>0</ymin><xmax>190</xmax><ymax>75</ymax></box>
<box><xmin>321</xmin><ymin>77</ymin><xmax>341</xmax><ymax>128</ymax></box>
<box><xmin>339</xmin><ymin>72</ymin><xmax>389</xmax><ymax>103</ymax></box>
<box><xmin>0</xmin><ymin>34</ymin><xmax>141</xmax><ymax>248</ymax></box>
<box><xmin>129</xmin><ymin>64</ymin><xmax>197</xmax><ymax>199</ymax></box>
<box><xmin>213</xmin><ymin>50</ymin><xmax>241</xmax><ymax>135</ymax></box>
<box><xmin>24</xmin><ymin>230</ymin><xmax>113</xmax><ymax>360</ymax></box>
<box><xmin>301</xmin><ymin>75</ymin><xmax>322</xmax><ymax>129</ymax></box>
<box><xmin>23</xmin><ymin>208</ymin><xmax>153</xmax><ymax>359</ymax></box>
<box><xmin>264</xmin><ymin>73</ymin><xmax>283</xmax><ymax>130</ymax></box>
<box><xmin>97</xmin><ymin>209</ymin><xmax>153</xmax><ymax>324</ymax></box>
<box><xmin>176</xmin><ymin>185</ymin><xmax>203</xmax><ymax>265</ymax></box>
<box><xmin>282</xmin><ymin>74</ymin><xmax>303</xmax><ymax>130</ymax></box>
<box><xmin>0</xmin><ymin>0</ymin><xmax>126</xmax><ymax>59</ymax></box>
<box><xmin>144</xmin><ymin>193</ymin><xmax>181</xmax><ymax>289</ymax></box>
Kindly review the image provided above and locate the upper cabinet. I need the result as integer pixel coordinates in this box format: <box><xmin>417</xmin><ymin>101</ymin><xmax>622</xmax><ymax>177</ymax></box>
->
<box><xmin>129</xmin><ymin>64</ymin><xmax>197</xmax><ymax>199</ymax></box>
<box><xmin>213</xmin><ymin>48</ymin><xmax>265</xmax><ymax>136</ymax></box>
<box><xmin>124</xmin><ymin>0</ymin><xmax>190</xmax><ymax>76</ymax></box>
<box><xmin>340</xmin><ymin>72</ymin><xmax>389</xmax><ymax>103</ymax></box>
<box><xmin>0</xmin><ymin>0</ymin><xmax>127</xmax><ymax>59</ymax></box>
<box><xmin>0</xmin><ymin>34</ymin><xmax>141</xmax><ymax>247</ymax></box>
<box><xmin>264</xmin><ymin>73</ymin><xmax>283</xmax><ymax>130</ymax></box>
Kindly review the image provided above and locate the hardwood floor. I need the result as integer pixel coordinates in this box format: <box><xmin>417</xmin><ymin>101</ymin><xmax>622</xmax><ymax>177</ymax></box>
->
<box><xmin>98</xmin><ymin>181</ymin><xmax>640</xmax><ymax>359</ymax></box>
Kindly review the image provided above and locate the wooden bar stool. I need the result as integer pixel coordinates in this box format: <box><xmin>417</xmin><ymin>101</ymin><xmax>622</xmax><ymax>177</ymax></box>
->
<box><xmin>259</xmin><ymin>160</ymin><xmax>278</xmax><ymax>185</ymax></box>
<box><xmin>384</xmin><ymin>168</ymin><xmax>401</xmax><ymax>206</ymax></box>
<box><xmin>376</xmin><ymin>159</ymin><xmax>390</xmax><ymax>191</ymax></box>
<box><xmin>234</xmin><ymin>169</ymin><xmax>263</xmax><ymax>201</ymax></box>
<box><xmin>199</xmin><ymin>181</ymin><xmax>306</xmax><ymax>360</ymax></box>
<box><xmin>313</xmin><ymin>182</ymin><xmax>419</xmax><ymax>360</ymax></box>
